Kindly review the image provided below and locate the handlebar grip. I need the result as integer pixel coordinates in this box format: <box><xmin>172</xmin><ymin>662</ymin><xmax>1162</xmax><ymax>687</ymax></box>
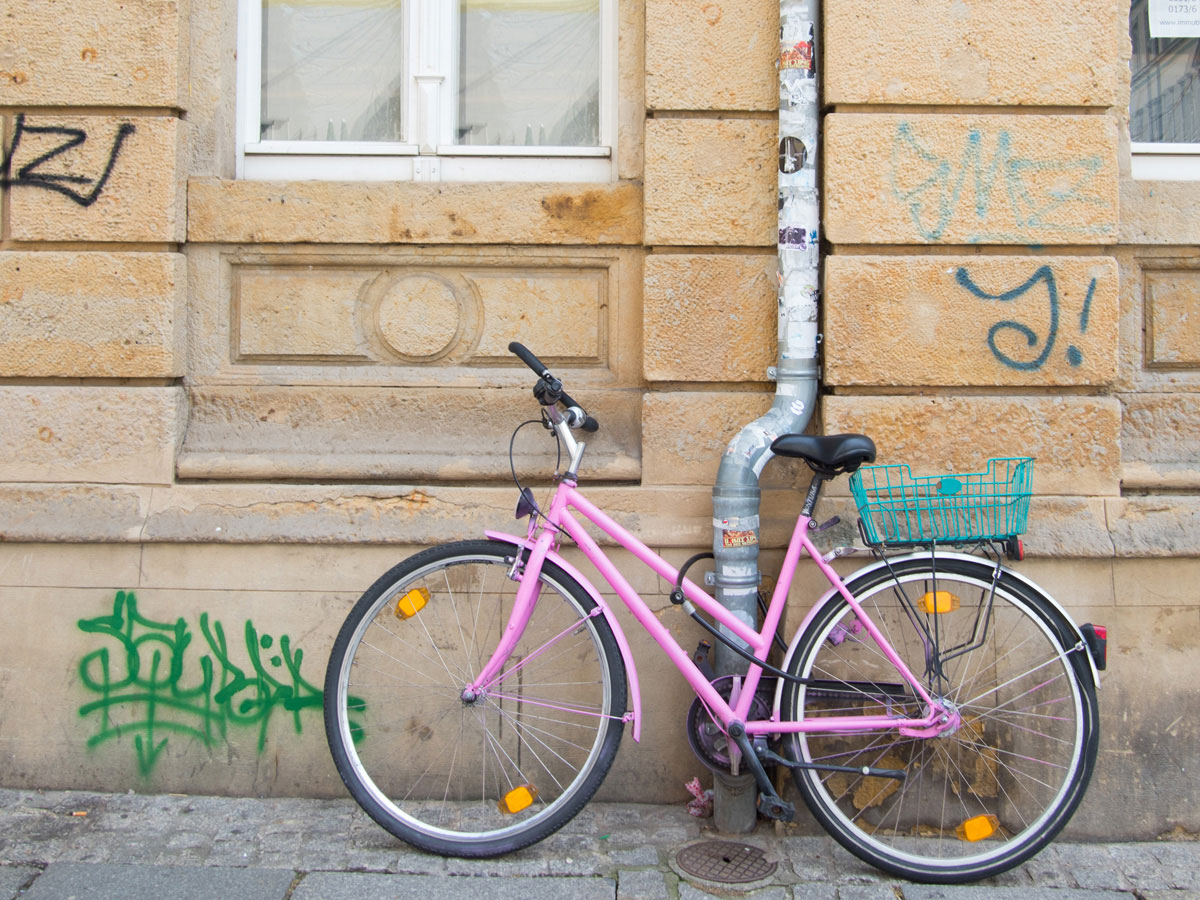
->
<box><xmin>511</xmin><ymin>342</ymin><xmax>601</xmax><ymax>432</ymax></box>
<box><xmin>508</xmin><ymin>342</ymin><xmax>551</xmax><ymax>378</ymax></box>
<box><xmin>560</xmin><ymin>395</ymin><xmax>600</xmax><ymax>433</ymax></box>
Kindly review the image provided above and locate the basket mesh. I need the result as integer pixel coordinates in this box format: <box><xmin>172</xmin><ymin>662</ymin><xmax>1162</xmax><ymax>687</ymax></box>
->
<box><xmin>849</xmin><ymin>458</ymin><xmax>1034</xmax><ymax>546</ymax></box>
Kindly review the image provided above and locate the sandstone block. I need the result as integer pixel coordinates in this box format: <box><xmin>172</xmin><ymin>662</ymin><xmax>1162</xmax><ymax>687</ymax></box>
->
<box><xmin>1120</xmin><ymin>393</ymin><xmax>1200</xmax><ymax>490</ymax></box>
<box><xmin>186</xmin><ymin>179</ymin><xmax>642</xmax><ymax>245</ymax></box>
<box><xmin>642</xmin><ymin>391</ymin><xmax>772</xmax><ymax>485</ymax></box>
<box><xmin>176</xmin><ymin>386</ymin><xmax>641</xmax><ymax>482</ymax></box>
<box><xmin>188</xmin><ymin>245</ymin><xmax>640</xmax><ymax>386</ymax></box>
<box><xmin>3</xmin><ymin>584</ymin><xmax>349</xmax><ymax>797</ymax></box>
<box><xmin>9</xmin><ymin>116</ymin><xmax>183</xmax><ymax>243</ymax></box>
<box><xmin>643</xmin><ymin>253</ymin><xmax>776</xmax><ymax>381</ymax></box>
<box><xmin>0</xmin><ymin>387</ymin><xmax>183</xmax><ymax>484</ymax></box>
<box><xmin>1145</xmin><ymin>268</ymin><xmax>1200</xmax><ymax>367</ymax></box>
<box><xmin>825</xmin><ymin>1</ymin><xmax>1121</xmax><ymax>107</ymax></box>
<box><xmin>1109</xmin><ymin>496</ymin><xmax>1200</xmax><ymax>557</ymax></box>
<box><xmin>823</xmin><ymin>395</ymin><xmax>1121</xmax><ymax>496</ymax></box>
<box><xmin>1113</xmin><ymin>558</ymin><xmax>1200</xmax><ymax>606</ymax></box>
<box><xmin>645</xmin><ymin>119</ymin><xmax>776</xmax><ymax>246</ymax></box>
<box><xmin>1119</xmin><ymin>180</ymin><xmax>1200</xmax><ymax>245</ymax></box>
<box><xmin>0</xmin><ymin>543</ymin><xmax>143</xmax><ymax>588</ymax></box>
<box><xmin>0</xmin><ymin>252</ymin><xmax>184</xmax><ymax>377</ymax></box>
<box><xmin>646</xmin><ymin>0</ymin><xmax>776</xmax><ymax>111</ymax></box>
<box><xmin>0</xmin><ymin>485</ymin><xmax>151</xmax><ymax>542</ymax></box>
<box><xmin>0</xmin><ymin>0</ymin><xmax>183</xmax><ymax>107</ymax></box>
<box><xmin>825</xmin><ymin>114</ymin><xmax>1119</xmax><ymax>245</ymax></box>
<box><xmin>824</xmin><ymin>255</ymin><xmax>1118</xmax><ymax>387</ymax></box>
<box><xmin>230</xmin><ymin>258</ymin><xmax>611</xmax><ymax>365</ymax></box>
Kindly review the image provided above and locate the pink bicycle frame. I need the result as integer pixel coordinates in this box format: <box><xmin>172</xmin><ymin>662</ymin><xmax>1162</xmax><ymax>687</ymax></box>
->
<box><xmin>467</xmin><ymin>475</ymin><xmax>950</xmax><ymax>740</ymax></box>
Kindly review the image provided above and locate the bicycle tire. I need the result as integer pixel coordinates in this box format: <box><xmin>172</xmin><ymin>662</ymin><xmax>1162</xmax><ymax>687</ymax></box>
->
<box><xmin>324</xmin><ymin>539</ymin><xmax>627</xmax><ymax>857</ymax></box>
<box><xmin>779</xmin><ymin>554</ymin><xmax>1098</xmax><ymax>883</ymax></box>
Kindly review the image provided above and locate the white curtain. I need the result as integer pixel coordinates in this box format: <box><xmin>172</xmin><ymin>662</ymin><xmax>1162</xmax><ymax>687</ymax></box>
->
<box><xmin>458</xmin><ymin>0</ymin><xmax>600</xmax><ymax>146</ymax></box>
<box><xmin>261</xmin><ymin>0</ymin><xmax>406</xmax><ymax>142</ymax></box>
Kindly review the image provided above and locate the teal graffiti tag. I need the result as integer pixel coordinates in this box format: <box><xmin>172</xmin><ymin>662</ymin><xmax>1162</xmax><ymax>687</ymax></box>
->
<box><xmin>77</xmin><ymin>591</ymin><xmax>363</xmax><ymax>775</ymax></box>
<box><xmin>955</xmin><ymin>265</ymin><xmax>1098</xmax><ymax>371</ymax></box>
<box><xmin>890</xmin><ymin>122</ymin><xmax>1108</xmax><ymax>243</ymax></box>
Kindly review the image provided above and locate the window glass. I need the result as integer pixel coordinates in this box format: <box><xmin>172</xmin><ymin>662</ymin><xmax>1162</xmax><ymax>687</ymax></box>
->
<box><xmin>457</xmin><ymin>0</ymin><xmax>600</xmax><ymax>147</ymax></box>
<box><xmin>260</xmin><ymin>0</ymin><xmax>406</xmax><ymax>142</ymax></box>
<box><xmin>1130</xmin><ymin>0</ymin><xmax>1200</xmax><ymax>143</ymax></box>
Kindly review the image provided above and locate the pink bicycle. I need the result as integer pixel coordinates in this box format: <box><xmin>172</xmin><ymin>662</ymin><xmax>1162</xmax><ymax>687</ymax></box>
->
<box><xmin>324</xmin><ymin>343</ymin><xmax>1106</xmax><ymax>883</ymax></box>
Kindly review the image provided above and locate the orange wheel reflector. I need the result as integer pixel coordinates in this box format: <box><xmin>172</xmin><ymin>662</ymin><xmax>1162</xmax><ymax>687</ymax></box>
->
<box><xmin>920</xmin><ymin>590</ymin><xmax>960</xmax><ymax>614</ymax></box>
<box><xmin>955</xmin><ymin>814</ymin><xmax>1000</xmax><ymax>842</ymax></box>
<box><xmin>395</xmin><ymin>587</ymin><xmax>429</xmax><ymax>619</ymax></box>
<box><xmin>498</xmin><ymin>784</ymin><xmax>538</xmax><ymax>814</ymax></box>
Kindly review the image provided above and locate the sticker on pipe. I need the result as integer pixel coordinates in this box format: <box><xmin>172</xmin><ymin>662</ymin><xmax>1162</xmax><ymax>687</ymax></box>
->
<box><xmin>722</xmin><ymin>529</ymin><xmax>758</xmax><ymax>548</ymax></box>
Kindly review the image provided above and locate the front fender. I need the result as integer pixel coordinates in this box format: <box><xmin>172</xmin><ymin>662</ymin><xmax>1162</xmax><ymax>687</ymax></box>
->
<box><xmin>485</xmin><ymin>530</ymin><xmax>642</xmax><ymax>742</ymax></box>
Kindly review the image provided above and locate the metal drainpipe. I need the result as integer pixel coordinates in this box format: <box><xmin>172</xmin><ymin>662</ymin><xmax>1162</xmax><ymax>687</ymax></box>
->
<box><xmin>709</xmin><ymin>0</ymin><xmax>820</xmax><ymax>831</ymax></box>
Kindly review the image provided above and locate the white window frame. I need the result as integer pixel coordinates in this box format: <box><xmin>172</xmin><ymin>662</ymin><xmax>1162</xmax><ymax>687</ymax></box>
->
<box><xmin>1131</xmin><ymin>141</ymin><xmax>1200</xmax><ymax>180</ymax></box>
<box><xmin>1130</xmin><ymin>2</ymin><xmax>1200</xmax><ymax>179</ymax></box>
<box><xmin>236</xmin><ymin>0</ymin><xmax>617</xmax><ymax>182</ymax></box>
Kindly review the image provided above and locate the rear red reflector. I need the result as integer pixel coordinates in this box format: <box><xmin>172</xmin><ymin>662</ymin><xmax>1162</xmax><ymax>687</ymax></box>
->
<box><xmin>1081</xmin><ymin>623</ymin><xmax>1107</xmax><ymax>671</ymax></box>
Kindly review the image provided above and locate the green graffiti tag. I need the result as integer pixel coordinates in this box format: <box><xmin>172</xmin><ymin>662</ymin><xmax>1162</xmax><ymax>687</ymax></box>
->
<box><xmin>77</xmin><ymin>591</ymin><xmax>363</xmax><ymax>775</ymax></box>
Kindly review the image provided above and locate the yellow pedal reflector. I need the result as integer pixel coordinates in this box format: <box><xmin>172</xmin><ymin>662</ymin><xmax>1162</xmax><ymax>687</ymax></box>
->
<box><xmin>920</xmin><ymin>590</ymin><xmax>960</xmax><ymax>614</ymax></box>
<box><xmin>955</xmin><ymin>814</ymin><xmax>1000</xmax><ymax>842</ymax></box>
<box><xmin>394</xmin><ymin>587</ymin><xmax>429</xmax><ymax>619</ymax></box>
<box><xmin>498</xmin><ymin>784</ymin><xmax>538</xmax><ymax>814</ymax></box>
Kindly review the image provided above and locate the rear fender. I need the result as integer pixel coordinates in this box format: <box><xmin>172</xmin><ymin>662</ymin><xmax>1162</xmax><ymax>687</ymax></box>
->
<box><xmin>485</xmin><ymin>530</ymin><xmax>642</xmax><ymax>742</ymax></box>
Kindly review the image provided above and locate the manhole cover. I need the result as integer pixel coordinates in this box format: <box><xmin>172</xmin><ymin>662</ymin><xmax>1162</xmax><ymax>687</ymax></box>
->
<box><xmin>675</xmin><ymin>840</ymin><xmax>777</xmax><ymax>884</ymax></box>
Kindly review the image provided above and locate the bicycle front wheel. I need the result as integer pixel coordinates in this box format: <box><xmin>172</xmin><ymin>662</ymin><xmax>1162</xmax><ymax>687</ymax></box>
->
<box><xmin>780</xmin><ymin>555</ymin><xmax>1098</xmax><ymax>883</ymax></box>
<box><xmin>325</xmin><ymin>539</ymin><xmax>627</xmax><ymax>857</ymax></box>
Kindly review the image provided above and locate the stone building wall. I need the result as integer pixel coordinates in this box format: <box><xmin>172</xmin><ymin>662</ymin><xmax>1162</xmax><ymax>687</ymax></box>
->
<box><xmin>0</xmin><ymin>0</ymin><xmax>1196</xmax><ymax>840</ymax></box>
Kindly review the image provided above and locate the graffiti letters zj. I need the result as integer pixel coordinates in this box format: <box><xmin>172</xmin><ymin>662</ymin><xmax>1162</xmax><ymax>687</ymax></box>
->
<box><xmin>1</xmin><ymin>113</ymin><xmax>134</xmax><ymax>206</ymax></box>
<box><xmin>77</xmin><ymin>591</ymin><xmax>362</xmax><ymax>775</ymax></box>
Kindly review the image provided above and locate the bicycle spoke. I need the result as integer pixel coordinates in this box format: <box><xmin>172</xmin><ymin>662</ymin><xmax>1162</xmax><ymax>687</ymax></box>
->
<box><xmin>326</xmin><ymin>544</ymin><xmax>624</xmax><ymax>855</ymax></box>
<box><xmin>781</xmin><ymin>557</ymin><xmax>1096</xmax><ymax>880</ymax></box>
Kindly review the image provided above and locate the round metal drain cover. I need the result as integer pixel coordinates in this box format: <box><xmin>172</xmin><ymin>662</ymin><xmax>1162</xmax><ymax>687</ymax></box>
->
<box><xmin>675</xmin><ymin>840</ymin><xmax>777</xmax><ymax>885</ymax></box>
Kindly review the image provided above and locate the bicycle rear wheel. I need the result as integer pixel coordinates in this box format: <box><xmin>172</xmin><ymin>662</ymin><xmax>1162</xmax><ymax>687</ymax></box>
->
<box><xmin>780</xmin><ymin>554</ymin><xmax>1098</xmax><ymax>883</ymax></box>
<box><xmin>324</xmin><ymin>539</ymin><xmax>626</xmax><ymax>857</ymax></box>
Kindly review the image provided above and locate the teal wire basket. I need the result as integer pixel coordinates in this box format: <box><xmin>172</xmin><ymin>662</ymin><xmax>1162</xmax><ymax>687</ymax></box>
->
<box><xmin>849</xmin><ymin>457</ymin><xmax>1034</xmax><ymax>546</ymax></box>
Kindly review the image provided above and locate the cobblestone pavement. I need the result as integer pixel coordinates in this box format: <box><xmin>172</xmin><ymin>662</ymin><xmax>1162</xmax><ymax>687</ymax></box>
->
<box><xmin>0</xmin><ymin>789</ymin><xmax>1195</xmax><ymax>899</ymax></box>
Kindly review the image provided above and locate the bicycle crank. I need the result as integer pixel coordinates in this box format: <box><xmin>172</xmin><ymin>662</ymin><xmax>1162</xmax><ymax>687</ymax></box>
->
<box><xmin>685</xmin><ymin>675</ymin><xmax>773</xmax><ymax>773</ymax></box>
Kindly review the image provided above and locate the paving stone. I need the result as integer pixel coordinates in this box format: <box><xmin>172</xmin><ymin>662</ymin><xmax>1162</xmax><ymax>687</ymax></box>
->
<box><xmin>837</xmin><ymin>885</ymin><xmax>904</xmax><ymax>900</ymax></box>
<box><xmin>618</xmin><ymin>868</ymin><xmax>670</xmax><ymax>900</ymax></box>
<box><xmin>678</xmin><ymin>882</ymin><xmax>789</xmax><ymax>900</ymax></box>
<box><xmin>21</xmin><ymin>863</ymin><xmax>295</xmax><ymax>900</ymax></box>
<box><xmin>291</xmin><ymin>873</ymin><xmax>615</xmax><ymax>900</ymax></box>
<box><xmin>0</xmin><ymin>866</ymin><xmax>39</xmax><ymax>900</ymax></box>
<box><xmin>904</xmin><ymin>888</ymin><xmax>1131</xmax><ymax>900</ymax></box>
<box><xmin>611</xmin><ymin>846</ymin><xmax>662</xmax><ymax>867</ymax></box>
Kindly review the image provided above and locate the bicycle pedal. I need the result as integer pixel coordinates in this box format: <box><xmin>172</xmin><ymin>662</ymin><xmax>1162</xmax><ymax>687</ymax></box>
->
<box><xmin>757</xmin><ymin>793</ymin><xmax>795</xmax><ymax>822</ymax></box>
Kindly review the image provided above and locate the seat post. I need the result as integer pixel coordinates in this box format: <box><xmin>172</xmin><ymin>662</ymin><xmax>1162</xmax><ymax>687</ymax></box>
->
<box><xmin>801</xmin><ymin>471</ymin><xmax>829</xmax><ymax>518</ymax></box>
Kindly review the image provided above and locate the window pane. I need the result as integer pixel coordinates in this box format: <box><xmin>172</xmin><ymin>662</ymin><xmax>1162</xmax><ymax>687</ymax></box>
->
<box><xmin>261</xmin><ymin>0</ymin><xmax>404</xmax><ymax>142</ymax></box>
<box><xmin>458</xmin><ymin>0</ymin><xmax>600</xmax><ymax>146</ymax></box>
<box><xmin>1131</xmin><ymin>0</ymin><xmax>1200</xmax><ymax>143</ymax></box>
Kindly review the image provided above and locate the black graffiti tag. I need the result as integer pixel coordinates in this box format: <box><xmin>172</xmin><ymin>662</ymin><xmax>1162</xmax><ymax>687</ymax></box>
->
<box><xmin>1</xmin><ymin>113</ymin><xmax>135</xmax><ymax>207</ymax></box>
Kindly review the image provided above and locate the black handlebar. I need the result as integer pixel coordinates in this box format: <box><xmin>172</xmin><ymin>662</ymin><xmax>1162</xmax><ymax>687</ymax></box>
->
<box><xmin>509</xmin><ymin>341</ymin><xmax>551</xmax><ymax>379</ymax></box>
<box><xmin>509</xmin><ymin>341</ymin><xmax>599</xmax><ymax>433</ymax></box>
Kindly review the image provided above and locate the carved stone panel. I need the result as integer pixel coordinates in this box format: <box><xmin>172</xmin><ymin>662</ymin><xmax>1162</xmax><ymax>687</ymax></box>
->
<box><xmin>181</xmin><ymin>248</ymin><xmax>639</xmax><ymax>481</ymax></box>
<box><xmin>1145</xmin><ymin>268</ymin><xmax>1200</xmax><ymax>369</ymax></box>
